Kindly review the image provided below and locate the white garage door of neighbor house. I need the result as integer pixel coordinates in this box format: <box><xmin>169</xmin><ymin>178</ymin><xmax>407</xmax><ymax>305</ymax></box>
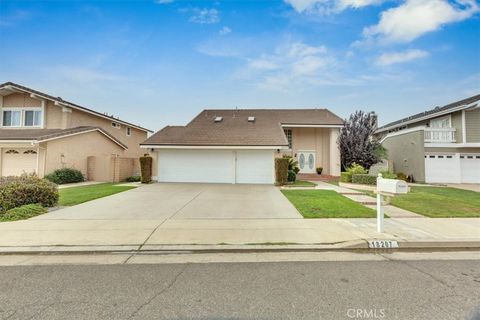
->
<box><xmin>460</xmin><ymin>154</ymin><xmax>480</xmax><ymax>183</ymax></box>
<box><xmin>1</xmin><ymin>149</ymin><xmax>37</xmax><ymax>176</ymax></box>
<box><xmin>157</xmin><ymin>149</ymin><xmax>274</xmax><ymax>184</ymax></box>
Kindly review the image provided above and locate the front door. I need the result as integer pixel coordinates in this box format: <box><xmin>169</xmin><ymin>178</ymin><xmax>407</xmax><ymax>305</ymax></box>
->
<box><xmin>298</xmin><ymin>151</ymin><xmax>315</xmax><ymax>173</ymax></box>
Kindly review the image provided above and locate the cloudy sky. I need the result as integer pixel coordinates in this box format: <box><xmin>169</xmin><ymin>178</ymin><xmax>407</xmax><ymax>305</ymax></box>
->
<box><xmin>1</xmin><ymin>0</ymin><xmax>479</xmax><ymax>131</ymax></box>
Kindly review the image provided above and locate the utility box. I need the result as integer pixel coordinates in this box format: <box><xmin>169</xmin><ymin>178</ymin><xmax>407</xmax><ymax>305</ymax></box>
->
<box><xmin>377</xmin><ymin>178</ymin><xmax>409</xmax><ymax>195</ymax></box>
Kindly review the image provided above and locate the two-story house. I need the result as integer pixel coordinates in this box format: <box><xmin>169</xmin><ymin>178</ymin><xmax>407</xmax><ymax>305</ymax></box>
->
<box><xmin>375</xmin><ymin>94</ymin><xmax>480</xmax><ymax>184</ymax></box>
<box><xmin>0</xmin><ymin>82</ymin><xmax>152</xmax><ymax>181</ymax></box>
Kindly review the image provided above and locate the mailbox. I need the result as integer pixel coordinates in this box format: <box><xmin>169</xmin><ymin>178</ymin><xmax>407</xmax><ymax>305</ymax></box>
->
<box><xmin>376</xmin><ymin>178</ymin><xmax>408</xmax><ymax>195</ymax></box>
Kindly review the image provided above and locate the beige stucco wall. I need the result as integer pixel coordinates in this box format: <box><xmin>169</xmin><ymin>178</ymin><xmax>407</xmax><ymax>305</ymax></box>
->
<box><xmin>382</xmin><ymin>130</ymin><xmax>426</xmax><ymax>182</ymax></box>
<box><xmin>43</xmin><ymin>131</ymin><xmax>125</xmax><ymax>177</ymax></box>
<box><xmin>280</xmin><ymin>127</ymin><xmax>340</xmax><ymax>175</ymax></box>
<box><xmin>1</xmin><ymin>92</ymin><xmax>148</xmax><ymax>158</ymax></box>
<box><xmin>465</xmin><ymin>108</ymin><xmax>480</xmax><ymax>143</ymax></box>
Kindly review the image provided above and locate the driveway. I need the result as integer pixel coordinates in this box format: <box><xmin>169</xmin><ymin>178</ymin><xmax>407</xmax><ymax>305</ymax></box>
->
<box><xmin>36</xmin><ymin>183</ymin><xmax>302</xmax><ymax>221</ymax></box>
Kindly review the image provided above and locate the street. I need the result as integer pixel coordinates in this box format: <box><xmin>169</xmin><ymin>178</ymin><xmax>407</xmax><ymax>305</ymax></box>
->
<box><xmin>0</xmin><ymin>253</ymin><xmax>478</xmax><ymax>320</ymax></box>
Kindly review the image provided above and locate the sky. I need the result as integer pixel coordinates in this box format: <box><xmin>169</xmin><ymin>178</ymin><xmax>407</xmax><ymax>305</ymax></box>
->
<box><xmin>0</xmin><ymin>0</ymin><xmax>479</xmax><ymax>131</ymax></box>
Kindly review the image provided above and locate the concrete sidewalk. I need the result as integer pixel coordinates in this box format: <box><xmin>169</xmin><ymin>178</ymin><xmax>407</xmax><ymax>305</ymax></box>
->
<box><xmin>0</xmin><ymin>216</ymin><xmax>478</xmax><ymax>253</ymax></box>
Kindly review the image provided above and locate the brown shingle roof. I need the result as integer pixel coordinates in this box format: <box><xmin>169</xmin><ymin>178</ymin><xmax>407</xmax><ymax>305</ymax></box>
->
<box><xmin>0</xmin><ymin>126</ymin><xmax>127</xmax><ymax>149</ymax></box>
<box><xmin>142</xmin><ymin>109</ymin><xmax>344</xmax><ymax>146</ymax></box>
<box><xmin>0</xmin><ymin>82</ymin><xmax>152</xmax><ymax>133</ymax></box>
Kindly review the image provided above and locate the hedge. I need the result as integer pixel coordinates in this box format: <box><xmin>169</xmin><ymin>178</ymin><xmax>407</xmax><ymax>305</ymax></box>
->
<box><xmin>340</xmin><ymin>172</ymin><xmax>352</xmax><ymax>183</ymax></box>
<box><xmin>139</xmin><ymin>155</ymin><xmax>153</xmax><ymax>183</ymax></box>
<box><xmin>1</xmin><ymin>204</ymin><xmax>47</xmax><ymax>221</ymax></box>
<box><xmin>0</xmin><ymin>175</ymin><xmax>58</xmax><ymax>213</ymax></box>
<box><xmin>275</xmin><ymin>158</ymin><xmax>289</xmax><ymax>185</ymax></box>
<box><xmin>45</xmin><ymin>168</ymin><xmax>84</xmax><ymax>184</ymax></box>
<box><xmin>352</xmin><ymin>174</ymin><xmax>377</xmax><ymax>185</ymax></box>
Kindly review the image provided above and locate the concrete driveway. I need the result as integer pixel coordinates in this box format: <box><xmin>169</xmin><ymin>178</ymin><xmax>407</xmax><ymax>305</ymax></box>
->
<box><xmin>36</xmin><ymin>183</ymin><xmax>302</xmax><ymax>221</ymax></box>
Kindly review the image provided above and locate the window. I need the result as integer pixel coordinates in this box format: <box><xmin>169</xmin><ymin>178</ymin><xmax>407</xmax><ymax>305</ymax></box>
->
<box><xmin>2</xmin><ymin>110</ymin><xmax>21</xmax><ymax>127</ymax></box>
<box><xmin>126</xmin><ymin>127</ymin><xmax>131</xmax><ymax>136</ymax></box>
<box><xmin>24</xmin><ymin>110</ymin><xmax>42</xmax><ymax>127</ymax></box>
<box><xmin>430</xmin><ymin>115</ymin><xmax>451</xmax><ymax>128</ymax></box>
<box><xmin>284</xmin><ymin>129</ymin><xmax>292</xmax><ymax>149</ymax></box>
<box><xmin>112</xmin><ymin>122</ymin><xmax>120</xmax><ymax>128</ymax></box>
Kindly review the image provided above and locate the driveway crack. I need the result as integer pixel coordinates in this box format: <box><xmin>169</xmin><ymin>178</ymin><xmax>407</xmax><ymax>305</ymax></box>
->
<box><xmin>126</xmin><ymin>264</ymin><xmax>188</xmax><ymax>319</ymax></box>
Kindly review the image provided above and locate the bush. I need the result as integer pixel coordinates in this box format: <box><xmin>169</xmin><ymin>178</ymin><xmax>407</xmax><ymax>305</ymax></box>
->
<box><xmin>275</xmin><ymin>158</ymin><xmax>289</xmax><ymax>185</ymax></box>
<box><xmin>340</xmin><ymin>172</ymin><xmax>352</xmax><ymax>183</ymax></box>
<box><xmin>1</xmin><ymin>204</ymin><xmax>47</xmax><ymax>221</ymax></box>
<box><xmin>287</xmin><ymin>170</ymin><xmax>297</xmax><ymax>182</ymax></box>
<box><xmin>45</xmin><ymin>168</ymin><xmax>84</xmax><ymax>184</ymax></box>
<box><xmin>316</xmin><ymin>167</ymin><xmax>323</xmax><ymax>174</ymax></box>
<box><xmin>396</xmin><ymin>172</ymin><xmax>408</xmax><ymax>181</ymax></box>
<box><xmin>380</xmin><ymin>171</ymin><xmax>397</xmax><ymax>179</ymax></box>
<box><xmin>139</xmin><ymin>155</ymin><xmax>153</xmax><ymax>183</ymax></box>
<box><xmin>0</xmin><ymin>175</ymin><xmax>58</xmax><ymax>213</ymax></box>
<box><xmin>352</xmin><ymin>174</ymin><xmax>377</xmax><ymax>185</ymax></box>
<box><xmin>284</xmin><ymin>156</ymin><xmax>300</xmax><ymax>174</ymax></box>
<box><xmin>124</xmin><ymin>176</ymin><xmax>141</xmax><ymax>182</ymax></box>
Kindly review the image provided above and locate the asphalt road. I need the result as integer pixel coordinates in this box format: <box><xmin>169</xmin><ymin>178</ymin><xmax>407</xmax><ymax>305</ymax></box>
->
<box><xmin>0</xmin><ymin>259</ymin><xmax>479</xmax><ymax>320</ymax></box>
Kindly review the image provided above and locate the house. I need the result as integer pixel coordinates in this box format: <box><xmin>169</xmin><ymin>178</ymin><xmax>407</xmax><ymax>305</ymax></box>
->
<box><xmin>375</xmin><ymin>94</ymin><xmax>480</xmax><ymax>184</ymax></box>
<box><xmin>141</xmin><ymin>109</ymin><xmax>343</xmax><ymax>184</ymax></box>
<box><xmin>0</xmin><ymin>82</ymin><xmax>152</xmax><ymax>181</ymax></box>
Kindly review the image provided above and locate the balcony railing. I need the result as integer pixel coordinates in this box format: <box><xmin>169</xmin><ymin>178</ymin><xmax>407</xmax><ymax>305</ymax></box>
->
<box><xmin>424</xmin><ymin>128</ymin><xmax>456</xmax><ymax>143</ymax></box>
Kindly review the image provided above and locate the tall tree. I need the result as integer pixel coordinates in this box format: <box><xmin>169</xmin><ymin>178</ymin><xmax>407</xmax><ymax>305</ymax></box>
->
<box><xmin>338</xmin><ymin>110</ymin><xmax>381</xmax><ymax>170</ymax></box>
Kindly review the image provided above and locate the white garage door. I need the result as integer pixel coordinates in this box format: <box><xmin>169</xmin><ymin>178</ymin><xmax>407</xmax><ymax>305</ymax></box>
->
<box><xmin>425</xmin><ymin>154</ymin><xmax>458</xmax><ymax>183</ymax></box>
<box><xmin>157</xmin><ymin>149</ymin><xmax>274</xmax><ymax>184</ymax></box>
<box><xmin>460</xmin><ymin>154</ymin><xmax>480</xmax><ymax>183</ymax></box>
<box><xmin>235</xmin><ymin>150</ymin><xmax>274</xmax><ymax>184</ymax></box>
<box><xmin>1</xmin><ymin>149</ymin><xmax>37</xmax><ymax>176</ymax></box>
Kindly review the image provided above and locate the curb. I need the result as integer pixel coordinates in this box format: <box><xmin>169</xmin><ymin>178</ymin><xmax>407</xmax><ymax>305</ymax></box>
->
<box><xmin>0</xmin><ymin>240</ymin><xmax>479</xmax><ymax>255</ymax></box>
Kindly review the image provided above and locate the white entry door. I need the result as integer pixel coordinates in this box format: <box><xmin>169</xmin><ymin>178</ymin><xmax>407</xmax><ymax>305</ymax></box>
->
<box><xmin>298</xmin><ymin>151</ymin><xmax>316</xmax><ymax>173</ymax></box>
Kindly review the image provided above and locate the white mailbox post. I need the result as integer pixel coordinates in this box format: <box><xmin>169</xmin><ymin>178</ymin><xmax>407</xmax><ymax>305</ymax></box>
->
<box><xmin>375</xmin><ymin>174</ymin><xmax>409</xmax><ymax>233</ymax></box>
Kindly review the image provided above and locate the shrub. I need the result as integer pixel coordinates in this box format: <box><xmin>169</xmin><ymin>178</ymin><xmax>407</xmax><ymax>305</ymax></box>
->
<box><xmin>340</xmin><ymin>172</ymin><xmax>352</xmax><ymax>183</ymax></box>
<box><xmin>275</xmin><ymin>158</ymin><xmax>289</xmax><ymax>185</ymax></box>
<box><xmin>316</xmin><ymin>167</ymin><xmax>323</xmax><ymax>175</ymax></box>
<box><xmin>284</xmin><ymin>156</ymin><xmax>300</xmax><ymax>174</ymax></box>
<box><xmin>124</xmin><ymin>176</ymin><xmax>141</xmax><ymax>182</ymax></box>
<box><xmin>352</xmin><ymin>174</ymin><xmax>377</xmax><ymax>185</ymax></box>
<box><xmin>380</xmin><ymin>171</ymin><xmax>397</xmax><ymax>179</ymax></box>
<box><xmin>1</xmin><ymin>204</ymin><xmax>47</xmax><ymax>221</ymax></box>
<box><xmin>139</xmin><ymin>155</ymin><xmax>153</xmax><ymax>183</ymax></box>
<box><xmin>0</xmin><ymin>175</ymin><xmax>58</xmax><ymax>213</ymax></box>
<box><xmin>396</xmin><ymin>172</ymin><xmax>408</xmax><ymax>181</ymax></box>
<box><xmin>346</xmin><ymin>163</ymin><xmax>368</xmax><ymax>175</ymax></box>
<box><xmin>45</xmin><ymin>168</ymin><xmax>84</xmax><ymax>184</ymax></box>
<box><xmin>287</xmin><ymin>170</ymin><xmax>297</xmax><ymax>182</ymax></box>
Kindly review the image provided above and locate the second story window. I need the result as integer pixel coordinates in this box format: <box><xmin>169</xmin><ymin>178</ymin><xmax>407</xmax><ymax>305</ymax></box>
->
<box><xmin>112</xmin><ymin>122</ymin><xmax>120</xmax><ymax>129</ymax></box>
<box><xmin>284</xmin><ymin>129</ymin><xmax>292</xmax><ymax>149</ymax></box>
<box><xmin>2</xmin><ymin>110</ymin><xmax>21</xmax><ymax>127</ymax></box>
<box><xmin>24</xmin><ymin>110</ymin><xmax>42</xmax><ymax>127</ymax></box>
<box><xmin>126</xmin><ymin>127</ymin><xmax>131</xmax><ymax>136</ymax></box>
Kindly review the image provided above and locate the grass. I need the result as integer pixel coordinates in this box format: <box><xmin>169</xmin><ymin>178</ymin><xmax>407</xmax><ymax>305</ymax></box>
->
<box><xmin>59</xmin><ymin>183</ymin><xmax>137</xmax><ymax>206</ymax></box>
<box><xmin>285</xmin><ymin>180</ymin><xmax>316</xmax><ymax>187</ymax></box>
<box><xmin>0</xmin><ymin>204</ymin><xmax>47</xmax><ymax>222</ymax></box>
<box><xmin>388</xmin><ymin>186</ymin><xmax>480</xmax><ymax>218</ymax></box>
<box><xmin>281</xmin><ymin>189</ymin><xmax>376</xmax><ymax>218</ymax></box>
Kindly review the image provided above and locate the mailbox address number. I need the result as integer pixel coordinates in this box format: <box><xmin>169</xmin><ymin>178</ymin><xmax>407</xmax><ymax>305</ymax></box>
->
<box><xmin>368</xmin><ymin>240</ymin><xmax>399</xmax><ymax>249</ymax></box>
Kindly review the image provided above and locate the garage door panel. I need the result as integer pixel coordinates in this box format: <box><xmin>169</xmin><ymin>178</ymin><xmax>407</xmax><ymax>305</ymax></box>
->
<box><xmin>158</xmin><ymin>150</ymin><xmax>233</xmax><ymax>183</ymax></box>
<box><xmin>1</xmin><ymin>149</ymin><xmax>37</xmax><ymax>176</ymax></box>
<box><xmin>425</xmin><ymin>154</ymin><xmax>458</xmax><ymax>183</ymax></box>
<box><xmin>236</xmin><ymin>150</ymin><xmax>273</xmax><ymax>184</ymax></box>
<box><xmin>460</xmin><ymin>154</ymin><xmax>480</xmax><ymax>183</ymax></box>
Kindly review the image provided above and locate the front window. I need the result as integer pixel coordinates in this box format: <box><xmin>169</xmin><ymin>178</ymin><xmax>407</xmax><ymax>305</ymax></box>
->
<box><xmin>284</xmin><ymin>129</ymin><xmax>292</xmax><ymax>149</ymax></box>
<box><xmin>24</xmin><ymin>110</ymin><xmax>42</xmax><ymax>127</ymax></box>
<box><xmin>2</xmin><ymin>110</ymin><xmax>21</xmax><ymax>127</ymax></box>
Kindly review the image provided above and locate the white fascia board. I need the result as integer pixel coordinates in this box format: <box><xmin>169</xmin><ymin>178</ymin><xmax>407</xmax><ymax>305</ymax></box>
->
<box><xmin>379</xmin><ymin>126</ymin><xmax>426</xmax><ymax>143</ymax></box>
<box><xmin>141</xmin><ymin>145</ymin><xmax>288</xmax><ymax>150</ymax></box>
<box><xmin>425</xmin><ymin>142</ymin><xmax>480</xmax><ymax>148</ymax></box>
<box><xmin>0</xmin><ymin>140</ymin><xmax>36</xmax><ymax>144</ymax></box>
<box><xmin>281</xmin><ymin>124</ymin><xmax>343</xmax><ymax>128</ymax></box>
<box><xmin>376</xmin><ymin>101</ymin><xmax>479</xmax><ymax>134</ymax></box>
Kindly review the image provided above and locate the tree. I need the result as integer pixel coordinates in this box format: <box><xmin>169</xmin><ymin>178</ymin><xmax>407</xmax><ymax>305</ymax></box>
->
<box><xmin>338</xmin><ymin>110</ymin><xmax>382</xmax><ymax>170</ymax></box>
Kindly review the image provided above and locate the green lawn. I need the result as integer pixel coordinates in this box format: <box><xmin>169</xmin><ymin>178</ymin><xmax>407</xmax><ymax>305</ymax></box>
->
<box><xmin>281</xmin><ymin>190</ymin><xmax>376</xmax><ymax>218</ymax></box>
<box><xmin>389</xmin><ymin>186</ymin><xmax>480</xmax><ymax>218</ymax></box>
<box><xmin>285</xmin><ymin>180</ymin><xmax>316</xmax><ymax>187</ymax></box>
<box><xmin>59</xmin><ymin>183</ymin><xmax>137</xmax><ymax>206</ymax></box>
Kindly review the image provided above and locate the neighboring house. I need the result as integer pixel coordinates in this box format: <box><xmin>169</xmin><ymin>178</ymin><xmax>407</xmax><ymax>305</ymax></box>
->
<box><xmin>375</xmin><ymin>94</ymin><xmax>480</xmax><ymax>184</ymax></box>
<box><xmin>141</xmin><ymin>109</ymin><xmax>343</xmax><ymax>184</ymax></box>
<box><xmin>0</xmin><ymin>82</ymin><xmax>152</xmax><ymax>181</ymax></box>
